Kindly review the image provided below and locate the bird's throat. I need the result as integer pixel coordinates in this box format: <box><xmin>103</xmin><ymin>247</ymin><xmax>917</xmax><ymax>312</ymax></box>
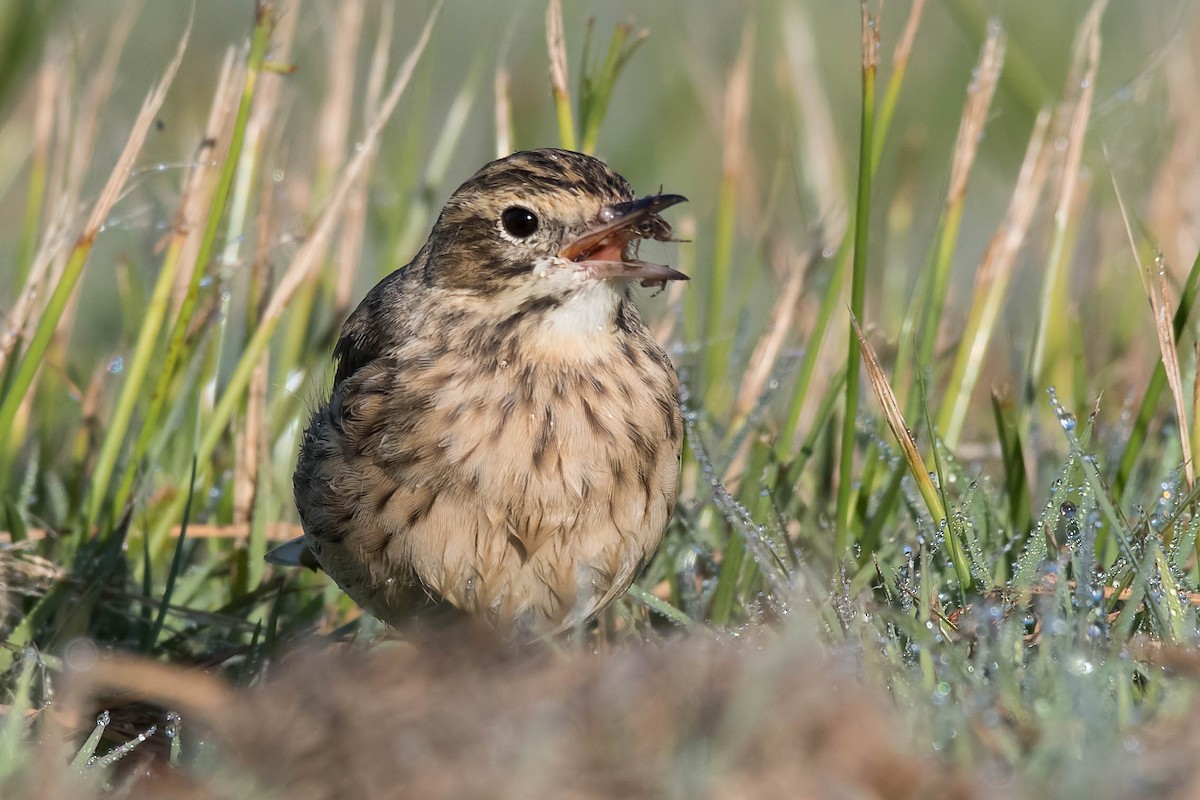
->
<box><xmin>526</xmin><ymin>280</ymin><xmax>627</xmax><ymax>364</ymax></box>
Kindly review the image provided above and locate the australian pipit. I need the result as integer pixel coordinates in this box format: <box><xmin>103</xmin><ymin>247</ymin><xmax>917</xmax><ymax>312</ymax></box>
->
<box><xmin>271</xmin><ymin>148</ymin><xmax>686</xmax><ymax>633</ymax></box>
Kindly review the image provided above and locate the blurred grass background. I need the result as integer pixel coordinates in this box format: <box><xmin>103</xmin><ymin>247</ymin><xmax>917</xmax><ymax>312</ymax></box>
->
<box><xmin>5</xmin><ymin>0</ymin><xmax>1200</xmax><ymax>797</ymax></box>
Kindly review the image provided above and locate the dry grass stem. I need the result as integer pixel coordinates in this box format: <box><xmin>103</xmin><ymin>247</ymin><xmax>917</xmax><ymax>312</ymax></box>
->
<box><xmin>721</xmin><ymin>26</ymin><xmax>753</xmax><ymax>196</ymax></box>
<box><xmin>1113</xmin><ymin>172</ymin><xmax>1194</xmax><ymax>490</ymax></box>
<box><xmin>1156</xmin><ymin>262</ymin><xmax>1194</xmax><ymax>490</ymax></box>
<box><xmin>733</xmin><ymin>245</ymin><xmax>808</xmax><ymax>422</ymax></box>
<box><xmin>170</xmin><ymin>48</ymin><xmax>241</xmax><ymax>307</ymax></box>
<box><xmin>316</xmin><ymin>0</ymin><xmax>363</xmax><ymax>188</ymax></box>
<box><xmin>232</xmin><ymin>367</ymin><xmax>267</xmax><ymax>526</ymax></box>
<box><xmin>946</xmin><ymin>31</ymin><xmax>1003</xmax><ymax>208</ymax></box>
<box><xmin>1053</xmin><ymin>1</ymin><xmax>1106</xmax><ymax>226</ymax></box>
<box><xmin>494</xmin><ymin>66</ymin><xmax>513</xmax><ymax>159</ymax></box>
<box><xmin>650</xmin><ymin>279</ymin><xmax>687</xmax><ymax>344</ymax></box>
<box><xmin>545</xmin><ymin>0</ymin><xmax>575</xmax><ymax>150</ymax></box>
<box><xmin>21</xmin><ymin>56</ymin><xmax>56</xmax><ymax>239</ymax></box>
<box><xmin>1028</xmin><ymin>0</ymin><xmax>1105</xmax><ymax>403</ymax></box>
<box><xmin>545</xmin><ymin>0</ymin><xmax>568</xmax><ymax>96</ymax></box>
<box><xmin>973</xmin><ymin>110</ymin><xmax>1052</xmax><ymax>313</ymax></box>
<box><xmin>893</xmin><ymin>0</ymin><xmax>926</xmax><ymax>71</ymax></box>
<box><xmin>63</xmin><ymin>1</ymin><xmax>141</xmax><ymax>215</ymax></box>
<box><xmin>783</xmin><ymin>7</ymin><xmax>847</xmax><ymax>246</ymax></box>
<box><xmin>50</xmin><ymin>1</ymin><xmax>140</xmax><ymax>345</ymax></box>
<box><xmin>1194</xmin><ymin>341</ymin><xmax>1200</xmax><ymax>482</ymax></box>
<box><xmin>1149</xmin><ymin>30</ymin><xmax>1200</xmax><ymax>275</ymax></box>
<box><xmin>230</xmin><ymin>22</ymin><xmax>293</xmax><ymax>519</ymax></box>
<box><xmin>3</xmin><ymin>522</ymin><xmax>301</xmax><ymax>544</ymax></box>
<box><xmin>81</xmin><ymin>22</ymin><xmax>191</xmax><ymax>249</ymax></box>
<box><xmin>860</xmin><ymin>2</ymin><xmax>878</xmax><ymax>71</ymax></box>
<box><xmin>940</xmin><ymin>110</ymin><xmax>1052</xmax><ymax>446</ymax></box>
<box><xmin>853</xmin><ymin>312</ymin><xmax>946</xmax><ymax>524</ymax></box>
<box><xmin>722</xmin><ymin>245</ymin><xmax>808</xmax><ymax>483</ymax></box>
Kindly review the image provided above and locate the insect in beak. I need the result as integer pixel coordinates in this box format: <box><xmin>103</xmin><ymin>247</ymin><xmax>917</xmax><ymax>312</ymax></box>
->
<box><xmin>559</xmin><ymin>193</ymin><xmax>689</xmax><ymax>287</ymax></box>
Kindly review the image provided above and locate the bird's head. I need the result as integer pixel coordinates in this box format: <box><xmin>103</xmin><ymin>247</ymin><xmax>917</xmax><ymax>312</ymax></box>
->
<box><xmin>422</xmin><ymin>148</ymin><xmax>687</xmax><ymax>302</ymax></box>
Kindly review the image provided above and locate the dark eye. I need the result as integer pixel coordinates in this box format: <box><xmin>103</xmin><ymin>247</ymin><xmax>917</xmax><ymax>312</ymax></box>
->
<box><xmin>501</xmin><ymin>206</ymin><xmax>539</xmax><ymax>238</ymax></box>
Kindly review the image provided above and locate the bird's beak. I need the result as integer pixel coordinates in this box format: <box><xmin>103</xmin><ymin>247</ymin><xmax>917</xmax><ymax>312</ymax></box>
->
<box><xmin>559</xmin><ymin>193</ymin><xmax>689</xmax><ymax>286</ymax></box>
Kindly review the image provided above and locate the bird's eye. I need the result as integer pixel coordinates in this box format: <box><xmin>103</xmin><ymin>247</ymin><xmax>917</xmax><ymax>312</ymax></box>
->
<box><xmin>501</xmin><ymin>206</ymin><xmax>539</xmax><ymax>238</ymax></box>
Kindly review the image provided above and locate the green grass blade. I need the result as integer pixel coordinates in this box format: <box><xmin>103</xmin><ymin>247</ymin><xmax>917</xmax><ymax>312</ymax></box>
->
<box><xmin>626</xmin><ymin>584</ymin><xmax>696</xmax><ymax>628</ymax></box>
<box><xmin>145</xmin><ymin>458</ymin><xmax>196</xmax><ymax>649</ymax></box>
<box><xmin>835</xmin><ymin>12</ymin><xmax>877</xmax><ymax>553</ymax></box>
<box><xmin>579</xmin><ymin>21</ymin><xmax>646</xmax><ymax>154</ymax></box>
<box><xmin>991</xmin><ymin>390</ymin><xmax>1032</xmax><ymax>535</ymax></box>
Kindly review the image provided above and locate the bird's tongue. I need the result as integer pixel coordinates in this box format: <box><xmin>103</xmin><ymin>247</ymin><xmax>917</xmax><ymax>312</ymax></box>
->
<box><xmin>588</xmin><ymin>239</ymin><xmax>626</xmax><ymax>263</ymax></box>
<box><xmin>571</xmin><ymin>233</ymin><xmax>688</xmax><ymax>287</ymax></box>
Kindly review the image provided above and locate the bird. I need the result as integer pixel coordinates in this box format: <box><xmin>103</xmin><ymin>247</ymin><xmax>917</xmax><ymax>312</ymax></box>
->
<box><xmin>270</xmin><ymin>148</ymin><xmax>687</xmax><ymax>635</ymax></box>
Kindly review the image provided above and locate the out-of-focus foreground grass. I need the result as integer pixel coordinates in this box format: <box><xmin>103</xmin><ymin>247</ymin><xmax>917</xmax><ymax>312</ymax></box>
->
<box><xmin>4</xmin><ymin>0</ymin><xmax>1200</xmax><ymax>797</ymax></box>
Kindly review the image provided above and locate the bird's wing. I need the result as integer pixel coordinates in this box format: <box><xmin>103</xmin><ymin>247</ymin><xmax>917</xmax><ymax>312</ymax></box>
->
<box><xmin>331</xmin><ymin>265</ymin><xmax>414</xmax><ymax>387</ymax></box>
<box><xmin>333</xmin><ymin>303</ymin><xmax>389</xmax><ymax>388</ymax></box>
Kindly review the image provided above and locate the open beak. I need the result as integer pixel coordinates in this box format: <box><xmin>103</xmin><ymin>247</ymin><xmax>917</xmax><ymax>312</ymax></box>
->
<box><xmin>559</xmin><ymin>193</ymin><xmax>689</xmax><ymax>286</ymax></box>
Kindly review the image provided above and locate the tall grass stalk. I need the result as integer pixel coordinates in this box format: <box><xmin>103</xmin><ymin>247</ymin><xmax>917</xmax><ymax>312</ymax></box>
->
<box><xmin>1025</xmin><ymin>0</ymin><xmax>1104</xmax><ymax>416</ymax></box>
<box><xmin>833</xmin><ymin>8</ymin><xmax>877</xmax><ymax>555</ymax></box>
<box><xmin>781</xmin><ymin>0</ymin><xmax>924</xmax><ymax>456</ymax></box>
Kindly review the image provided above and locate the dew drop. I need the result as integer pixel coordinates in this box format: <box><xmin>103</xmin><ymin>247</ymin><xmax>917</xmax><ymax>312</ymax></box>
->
<box><xmin>165</xmin><ymin>711</ymin><xmax>181</xmax><ymax>739</ymax></box>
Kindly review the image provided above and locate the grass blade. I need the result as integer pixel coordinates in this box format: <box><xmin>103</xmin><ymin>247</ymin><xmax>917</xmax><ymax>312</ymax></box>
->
<box><xmin>145</xmin><ymin>458</ymin><xmax>197</xmax><ymax>649</ymax></box>
<box><xmin>852</xmin><ymin>313</ymin><xmax>967</xmax><ymax>590</ymax></box>
<box><xmin>834</xmin><ymin>7</ymin><xmax>878</xmax><ymax>553</ymax></box>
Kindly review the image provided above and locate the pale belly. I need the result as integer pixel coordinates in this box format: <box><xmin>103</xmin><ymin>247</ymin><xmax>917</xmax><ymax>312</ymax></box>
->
<box><xmin>308</xmin><ymin>356</ymin><xmax>681</xmax><ymax>631</ymax></box>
